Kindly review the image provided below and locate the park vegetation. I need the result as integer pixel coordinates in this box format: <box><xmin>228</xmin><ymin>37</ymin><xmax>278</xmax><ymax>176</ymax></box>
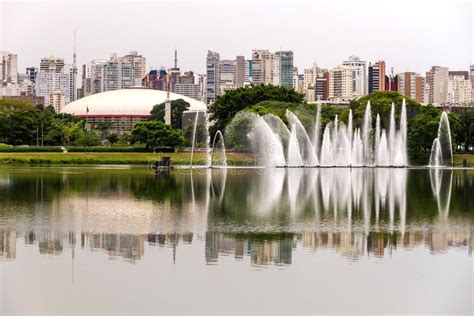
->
<box><xmin>0</xmin><ymin>87</ymin><xmax>473</xmax><ymax>165</ymax></box>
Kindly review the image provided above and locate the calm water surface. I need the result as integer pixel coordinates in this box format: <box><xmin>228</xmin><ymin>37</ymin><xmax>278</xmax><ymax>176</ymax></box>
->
<box><xmin>1</xmin><ymin>166</ymin><xmax>473</xmax><ymax>315</ymax></box>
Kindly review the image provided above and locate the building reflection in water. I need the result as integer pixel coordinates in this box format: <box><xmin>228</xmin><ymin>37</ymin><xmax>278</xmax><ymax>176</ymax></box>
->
<box><xmin>1</xmin><ymin>168</ymin><xmax>473</xmax><ymax>266</ymax></box>
<box><xmin>1</xmin><ymin>228</ymin><xmax>472</xmax><ymax>267</ymax></box>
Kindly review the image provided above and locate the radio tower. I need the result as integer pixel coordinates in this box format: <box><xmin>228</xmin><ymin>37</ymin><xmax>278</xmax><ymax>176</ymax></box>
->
<box><xmin>72</xmin><ymin>30</ymin><xmax>77</xmax><ymax>101</ymax></box>
<box><xmin>174</xmin><ymin>48</ymin><xmax>178</xmax><ymax>69</ymax></box>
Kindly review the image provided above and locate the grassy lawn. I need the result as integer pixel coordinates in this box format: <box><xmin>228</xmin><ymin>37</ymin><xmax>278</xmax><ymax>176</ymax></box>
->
<box><xmin>0</xmin><ymin>152</ymin><xmax>255</xmax><ymax>166</ymax></box>
<box><xmin>1</xmin><ymin>152</ymin><xmax>472</xmax><ymax>167</ymax></box>
<box><xmin>453</xmin><ymin>154</ymin><xmax>474</xmax><ymax>167</ymax></box>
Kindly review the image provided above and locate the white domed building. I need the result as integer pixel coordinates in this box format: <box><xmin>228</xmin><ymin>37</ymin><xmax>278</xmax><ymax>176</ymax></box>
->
<box><xmin>61</xmin><ymin>88</ymin><xmax>207</xmax><ymax>133</ymax></box>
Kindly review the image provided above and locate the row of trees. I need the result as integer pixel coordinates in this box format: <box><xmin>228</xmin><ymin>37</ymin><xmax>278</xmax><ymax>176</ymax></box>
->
<box><xmin>0</xmin><ymin>100</ymin><xmax>105</xmax><ymax>147</ymax></box>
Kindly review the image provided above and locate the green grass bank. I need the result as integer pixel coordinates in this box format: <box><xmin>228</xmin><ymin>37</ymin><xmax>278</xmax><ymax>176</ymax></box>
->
<box><xmin>0</xmin><ymin>152</ymin><xmax>254</xmax><ymax>166</ymax></box>
<box><xmin>0</xmin><ymin>152</ymin><xmax>472</xmax><ymax>167</ymax></box>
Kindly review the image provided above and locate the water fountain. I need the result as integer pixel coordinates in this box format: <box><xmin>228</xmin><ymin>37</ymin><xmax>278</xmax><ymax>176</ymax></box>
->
<box><xmin>239</xmin><ymin>100</ymin><xmax>409</xmax><ymax>167</ymax></box>
<box><xmin>189</xmin><ymin>111</ymin><xmax>211</xmax><ymax>169</ymax></box>
<box><xmin>210</xmin><ymin>130</ymin><xmax>227</xmax><ymax>168</ymax></box>
<box><xmin>191</xmin><ymin>98</ymin><xmax>455</xmax><ymax>169</ymax></box>
<box><xmin>429</xmin><ymin>111</ymin><xmax>453</xmax><ymax>167</ymax></box>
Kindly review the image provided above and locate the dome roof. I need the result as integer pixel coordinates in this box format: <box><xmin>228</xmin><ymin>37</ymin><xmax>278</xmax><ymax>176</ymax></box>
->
<box><xmin>61</xmin><ymin>88</ymin><xmax>206</xmax><ymax>116</ymax></box>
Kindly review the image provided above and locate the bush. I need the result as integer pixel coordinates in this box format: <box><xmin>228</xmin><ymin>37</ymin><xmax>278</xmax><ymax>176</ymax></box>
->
<box><xmin>67</xmin><ymin>146</ymin><xmax>149</xmax><ymax>153</ymax></box>
<box><xmin>0</xmin><ymin>146</ymin><xmax>64</xmax><ymax>152</ymax></box>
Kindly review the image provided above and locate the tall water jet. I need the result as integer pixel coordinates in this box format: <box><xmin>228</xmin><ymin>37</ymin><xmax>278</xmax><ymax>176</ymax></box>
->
<box><xmin>438</xmin><ymin>112</ymin><xmax>453</xmax><ymax>166</ymax></box>
<box><xmin>334</xmin><ymin>123</ymin><xmax>351</xmax><ymax>166</ymax></box>
<box><xmin>429</xmin><ymin>138</ymin><xmax>443</xmax><ymax>167</ymax></box>
<box><xmin>205</xmin><ymin>113</ymin><xmax>212</xmax><ymax>167</ymax></box>
<box><xmin>287</xmin><ymin>126</ymin><xmax>304</xmax><ymax>167</ymax></box>
<box><xmin>375</xmin><ymin>114</ymin><xmax>381</xmax><ymax>164</ymax></box>
<box><xmin>400</xmin><ymin>99</ymin><xmax>408</xmax><ymax>164</ymax></box>
<box><xmin>211</xmin><ymin>130</ymin><xmax>227</xmax><ymax>168</ymax></box>
<box><xmin>190</xmin><ymin>111</ymin><xmax>200</xmax><ymax>168</ymax></box>
<box><xmin>320</xmin><ymin>125</ymin><xmax>334</xmax><ymax>166</ymax></box>
<box><xmin>263</xmin><ymin>114</ymin><xmax>291</xmax><ymax>159</ymax></box>
<box><xmin>286</xmin><ymin>110</ymin><xmax>319</xmax><ymax>166</ymax></box>
<box><xmin>250</xmin><ymin>114</ymin><xmax>286</xmax><ymax>167</ymax></box>
<box><xmin>312</xmin><ymin>104</ymin><xmax>322</xmax><ymax>158</ymax></box>
<box><xmin>362</xmin><ymin>101</ymin><xmax>372</xmax><ymax>166</ymax></box>
<box><xmin>388</xmin><ymin>103</ymin><xmax>396</xmax><ymax>166</ymax></box>
<box><xmin>377</xmin><ymin>130</ymin><xmax>390</xmax><ymax>166</ymax></box>
<box><xmin>347</xmin><ymin>109</ymin><xmax>353</xmax><ymax>147</ymax></box>
<box><xmin>351</xmin><ymin>128</ymin><xmax>363</xmax><ymax>167</ymax></box>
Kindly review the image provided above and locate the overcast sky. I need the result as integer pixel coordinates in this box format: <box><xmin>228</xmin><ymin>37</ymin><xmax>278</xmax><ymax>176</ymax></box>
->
<box><xmin>1</xmin><ymin>0</ymin><xmax>473</xmax><ymax>74</ymax></box>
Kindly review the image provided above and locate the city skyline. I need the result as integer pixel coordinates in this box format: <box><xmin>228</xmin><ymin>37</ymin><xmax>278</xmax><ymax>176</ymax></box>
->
<box><xmin>1</xmin><ymin>0</ymin><xmax>472</xmax><ymax>73</ymax></box>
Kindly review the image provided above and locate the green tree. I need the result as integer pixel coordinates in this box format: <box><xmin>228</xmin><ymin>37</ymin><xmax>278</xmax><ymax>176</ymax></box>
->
<box><xmin>96</xmin><ymin>120</ymin><xmax>113</xmax><ymax>141</ymax></box>
<box><xmin>455</xmin><ymin>108</ymin><xmax>474</xmax><ymax>152</ymax></box>
<box><xmin>106</xmin><ymin>133</ymin><xmax>119</xmax><ymax>146</ymax></box>
<box><xmin>350</xmin><ymin>91</ymin><xmax>422</xmax><ymax>128</ymax></box>
<box><xmin>183</xmin><ymin>123</ymin><xmax>207</xmax><ymax>147</ymax></box>
<box><xmin>131</xmin><ymin>120</ymin><xmax>184</xmax><ymax>149</ymax></box>
<box><xmin>208</xmin><ymin>84</ymin><xmax>304</xmax><ymax>135</ymax></box>
<box><xmin>150</xmin><ymin>99</ymin><xmax>190</xmax><ymax>129</ymax></box>
<box><xmin>0</xmin><ymin>100</ymin><xmax>37</xmax><ymax>145</ymax></box>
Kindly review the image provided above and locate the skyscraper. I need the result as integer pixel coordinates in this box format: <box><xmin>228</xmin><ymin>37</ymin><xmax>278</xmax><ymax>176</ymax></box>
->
<box><xmin>315</xmin><ymin>71</ymin><xmax>330</xmax><ymax>101</ymax></box>
<box><xmin>342</xmin><ymin>55</ymin><xmax>367</xmax><ymax>96</ymax></box>
<box><xmin>329</xmin><ymin>65</ymin><xmax>353</xmax><ymax>100</ymax></box>
<box><xmin>398</xmin><ymin>72</ymin><xmax>424</xmax><ymax>103</ymax></box>
<box><xmin>426</xmin><ymin>66</ymin><xmax>449</xmax><ymax>106</ymax></box>
<box><xmin>252</xmin><ymin>49</ymin><xmax>273</xmax><ymax>84</ymax></box>
<box><xmin>35</xmin><ymin>55</ymin><xmax>72</xmax><ymax>107</ymax></box>
<box><xmin>368</xmin><ymin>60</ymin><xmax>386</xmax><ymax>93</ymax></box>
<box><xmin>219</xmin><ymin>59</ymin><xmax>236</xmax><ymax>92</ymax></box>
<box><xmin>235</xmin><ymin>56</ymin><xmax>246</xmax><ymax>87</ymax></box>
<box><xmin>39</xmin><ymin>56</ymin><xmax>65</xmax><ymax>73</ymax></box>
<box><xmin>206</xmin><ymin>50</ymin><xmax>220</xmax><ymax>104</ymax></box>
<box><xmin>26</xmin><ymin>67</ymin><xmax>38</xmax><ymax>83</ymax></box>
<box><xmin>273</xmin><ymin>51</ymin><xmax>294</xmax><ymax>89</ymax></box>
<box><xmin>447</xmin><ymin>71</ymin><xmax>472</xmax><ymax>105</ymax></box>
<box><xmin>0</xmin><ymin>51</ymin><xmax>18</xmax><ymax>84</ymax></box>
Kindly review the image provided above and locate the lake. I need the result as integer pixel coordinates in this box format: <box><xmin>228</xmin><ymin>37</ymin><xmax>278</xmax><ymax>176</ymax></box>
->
<box><xmin>1</xmin><ymin>166</ymin><xmax>473</xmax><ymax>315</ymax></box>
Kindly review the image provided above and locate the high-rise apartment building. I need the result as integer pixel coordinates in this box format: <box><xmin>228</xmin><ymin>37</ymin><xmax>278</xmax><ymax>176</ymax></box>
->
<box><xmin>35</xmin><ymin>72</ymin><xmax>72</xmax><ymax>107</ymax></box>
<box><xmin>426</xmin><ymin>66</ymin><xmax>449</xmax><ymax>106</ymax></box>
<box><xmin>292</xmin><ymin>68</ymin><xmax>304</xmax><ymax>94</ymax></box>
<box><xmin>252</xmin><ymin>50</ymin><xmax>273</xmax><ymax>84</ymax></box>
<box><xmin>273</xmin><ymin>51</ymin><xmax>293</xmax><ymax>89</ymax></box>
<box><xmin>119</xmin><ymin>51</ymin><xmax>146</xmax><ymax>88</ymax></box>
<box><xmin>219</xmin><ymin>59</ymin><xmax>236</xmax><ymax>92</ymax></box>
<box><xmin>315</xmin><ymin>71</ymin><xmax>330</xmax><ymax>101</ymax></box>
<box><xmin>329</xmin><ymin>65</ymin><xmax>353</xmax><ymax>100</ymax></box>
<box><xmin>398</xmin><ymin>72</ymin><xmax>425</xmax><ymax>103</ymax></box>
<box><xmin>447</xmin><ymin>71</ymin><xmax>472</xmax><ymax>105</ymax></box>
<box><xmin>80</xmin><ymin>52</ymin><xmax>146</xmax><ymax>95</ymax></box>
<box><xmin>35</xmin><ymin>55</ymin><xmax>74</xmax><ymax>107</ymax></box>
<box><xmin>235</xmin><ymin>56</ymin><xmax>246</xmax><ymax>87</ymax></box>
<box><xmin>206</xmin><ymin>50</ymin><xmax>220</xmax><ymax>104</ymax></box>
<box><xmin>470</xmin><ymin>65</ymin><xmax>474</xmax><ymax>89</ymax></box>
<box><xmin>368</xmin><ymin>60</ymin><xmax>386</xmax><ymax>93</ymax></box>
<box><xmin>0</xmin><ymin>51</ymin><xmax>18</xmax><ymax>84</ymax></box>
<box><xmin>39</xmin><ymin>56</ymin><xmax>65</xmax><ymax>73</ymax></box>
<box><xmin>303</xmin><ymin>64</ymin><xmax>320</xmax><ymax>90</ymax></box>
<box><xmin>342</xmin><ymin>55</ymin><xmax>367</xmax><ymax>96</ymax></box>
<box><xmin>26</xmin><ymin>67</ymin><xmax>38</xmax><ymax>83</ymax></box>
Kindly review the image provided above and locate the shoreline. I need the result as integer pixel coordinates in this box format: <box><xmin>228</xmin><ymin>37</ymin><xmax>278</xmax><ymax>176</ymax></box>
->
<box><xmin>0</xmin><ymin>152</ymin><xmax>472</xmax><ymax>167</ymax></box>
